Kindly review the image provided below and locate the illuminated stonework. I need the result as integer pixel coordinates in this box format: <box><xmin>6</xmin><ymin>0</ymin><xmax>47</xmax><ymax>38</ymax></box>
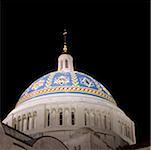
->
<box><xmin>2</xmin><ymin>31</ymin><xmax>136</xmax><ymax>150</ymax></box>
<box><xmin>17</xmin><ymin>71</ymin><xmax>115</xmax><ymax>106</ymax></box>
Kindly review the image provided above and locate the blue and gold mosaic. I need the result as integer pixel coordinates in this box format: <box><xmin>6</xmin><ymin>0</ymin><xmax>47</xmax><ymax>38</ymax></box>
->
<box><xmin>17</xmin><ymin>71</ymin><xmax>116</xmax><ymax>106</ymax></box>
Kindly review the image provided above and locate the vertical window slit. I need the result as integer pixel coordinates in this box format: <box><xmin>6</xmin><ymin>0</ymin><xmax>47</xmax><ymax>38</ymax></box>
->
<box><xmin>60</xmin><ymin>112</ymin><xmax>63</xmax><ymax>125</ymax></box>
<box><xmin>71</xmin><ymin>112</ymin><xmax>75</xmax><ymax>125</ymax></box>
<box><xmin>48</xmin><ymin>112</ymin><xmax>50</xmax><ymax>126</ymax></box>
<box><xmin>84</xmin><ymin>113</ymin><xmax>87</xmax><ymax>126</ymax></box>
<box><xmin>65</xmin><ymin>59</ymin><xmax>68</xmax><ymax>68</ymax></box>
<box><xmin>104</xmin><ymin>115</ymin><xmax>107</xmax><ymax>129</ymax></box>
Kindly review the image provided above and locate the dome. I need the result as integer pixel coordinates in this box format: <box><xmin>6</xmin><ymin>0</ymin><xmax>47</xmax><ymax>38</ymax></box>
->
<box><xmin>17</xmin><ymin>71</ymin><xmax>116</xmax><ymax>106</ymax></box>
<box><xmin>3</xmin><ymin>30</ymin><xmax>136</xmax><ymax>148</ymax></box>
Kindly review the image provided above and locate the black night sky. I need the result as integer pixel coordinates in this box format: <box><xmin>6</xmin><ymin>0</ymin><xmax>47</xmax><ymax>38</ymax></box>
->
<box><xmin>1</xmin><ymin>0</ymin><xmax>150</xmax><ymax>144</ymax></box>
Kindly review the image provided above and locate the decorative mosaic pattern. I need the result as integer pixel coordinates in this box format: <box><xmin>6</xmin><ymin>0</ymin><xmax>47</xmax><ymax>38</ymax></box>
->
<box><xmin>71</xmin><ymin>72</ymin><xmax>79</xmax><ymax>87</ymax></box>
<box><xmin>76</xmin><ymin>72</ymin><xmax>98</xmax><ymax>89</ymax></box>
<box><xmin>17</xmin><ymin>71</ymin><xmax>116</xmax><ymax>106</ymax></box>
<box><xmin>45</xmin><ymin>72</ymin><xmax>54</xmax><ymax>88</ymax></box>
<box><xmin>52</xmin><ymin>72</ymin><xmax>72</xmax><ymax>86</ymax></box>
<box><xmin>31</xmin><ymin>79</ymin><xmax>45</xmax><ymax>90</ymax></box>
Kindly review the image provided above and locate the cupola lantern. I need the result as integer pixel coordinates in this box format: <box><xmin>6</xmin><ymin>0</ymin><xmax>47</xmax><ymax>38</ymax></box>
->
<box><xmin>58</xmin><ymin>29</ymin><xmax>74</xmax><ymax>72</ymax></box>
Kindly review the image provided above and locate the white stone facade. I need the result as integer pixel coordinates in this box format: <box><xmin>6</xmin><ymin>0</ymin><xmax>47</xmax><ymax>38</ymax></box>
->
<box><xmin>2</xmin><ymin>38</ymin><xmax>137</xmax><ymax>149</ymax></box>
<box><xmin>3</xmin><ymin>93</ymin><xmax>136</xmax><ymax>149</ymax></box>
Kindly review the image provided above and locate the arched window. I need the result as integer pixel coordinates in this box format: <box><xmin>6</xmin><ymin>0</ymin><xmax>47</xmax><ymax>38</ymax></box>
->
<box><xmin>108</xmin><ymin>116</ymin><xmax>111</xmax><ymax>130</ymax></box>
<box><xmin>27</xmin><ymin>116</ymin><xmax>30</xmax><ymax>130</ymax></box>
<box><xmin>84</xmin><ymin>110</ymin><xmax>90</xmax><ymax>126</ymax></box>
<box><xmin>84</xmin><ymin>113</ymin><xmax>87</xmax><ymax>126</ymax></box>
<box><xmin>104</xmin><ymin>115</ymin><xmax>107</xmax><ymax>129</ymax></box>
<box><xmin>18</xmin><ymin>116</ymin><xmax>21</xmax><ymax>131</ymax></box>
<box><xmin>48</xmin><ymin>112</ymin><xmax>50</xmax><ymax>126</ymax></box>
<box><xmin>71</xmin><ymin>112</ymin><xmax>75</xmax><ymax>125</ymax></box>
<box><xmin>59</xmin><ymin>112</ymin><xmax>63</xmax><ymax>125</ymax></box>
<box><xmin>65</xmin><ymin>59</ymin><xmax>68</xmax><ymax>68</ymax></box>
<box><xmin>27</xmin><ymin>113</ymin><xmax>32</xmax><ymax>130</ymax></box>
<box><xmin>12</xmin><ymin>118</ymin><xmax>17</xmax><ymax>129</ymax></box>
<box><xmin>32</xmin><ymin>111</ymin><xmax>37</xmax><ymax>129</ymax></box>
<box><xmin>45</xmin><ymin>109</ymin><xmax>50</xmax><ymax>127</ymax></box>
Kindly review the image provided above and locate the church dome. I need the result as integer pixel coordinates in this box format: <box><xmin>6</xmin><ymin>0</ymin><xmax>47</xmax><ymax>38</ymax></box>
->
<box><xmin>16</xmin><ymin>30</ymin><xmax>116</xmax><ymax>107</ymax></box>
<box><xmin>3</xmin><ymin>30</ymin><xmax>136</xmax><ymax>148</ymax></box>
<box><xmin>17</xmin><ymin>71</ymin><xmax>116</xmax><ymax>106</ymax></box>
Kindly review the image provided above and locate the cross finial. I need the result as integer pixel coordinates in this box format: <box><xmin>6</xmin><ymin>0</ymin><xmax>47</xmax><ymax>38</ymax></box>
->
<box><xmin>63</xmin><ymin>29</ymin><xmax>68</xmax><ymax>53</ymax></box>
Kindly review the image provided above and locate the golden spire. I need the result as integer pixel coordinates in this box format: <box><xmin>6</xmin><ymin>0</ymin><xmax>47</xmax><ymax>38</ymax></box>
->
<box><xmin>63</xmin><ymin>29</ymin><xmax>68</xmax><ymax>53</ymax></box>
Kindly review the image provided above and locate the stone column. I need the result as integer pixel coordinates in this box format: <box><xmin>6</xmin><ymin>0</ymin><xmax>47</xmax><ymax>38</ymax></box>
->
<box><xmin>23</xmin><ymin>118</ymin><xmax>27</xmax><ymax>131</ymax></box>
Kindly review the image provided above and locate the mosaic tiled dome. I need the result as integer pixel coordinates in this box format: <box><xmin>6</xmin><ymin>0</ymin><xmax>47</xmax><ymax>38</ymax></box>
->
<box><xmin>16</xmin><ymin>36</ymin><xmax>116</xmax><ymax>106</ymax></box>
<box><xmin>17</xmin><ymin>71</ymin><xmax>116</xmax><ymax>106</ymax></box>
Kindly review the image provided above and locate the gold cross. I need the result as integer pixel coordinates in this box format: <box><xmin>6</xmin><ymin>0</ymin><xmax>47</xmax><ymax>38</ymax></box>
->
<box><xmin>63</xmin><ymin>29</ymin><xmax>67</xmax><ymax>53</ymax></box>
